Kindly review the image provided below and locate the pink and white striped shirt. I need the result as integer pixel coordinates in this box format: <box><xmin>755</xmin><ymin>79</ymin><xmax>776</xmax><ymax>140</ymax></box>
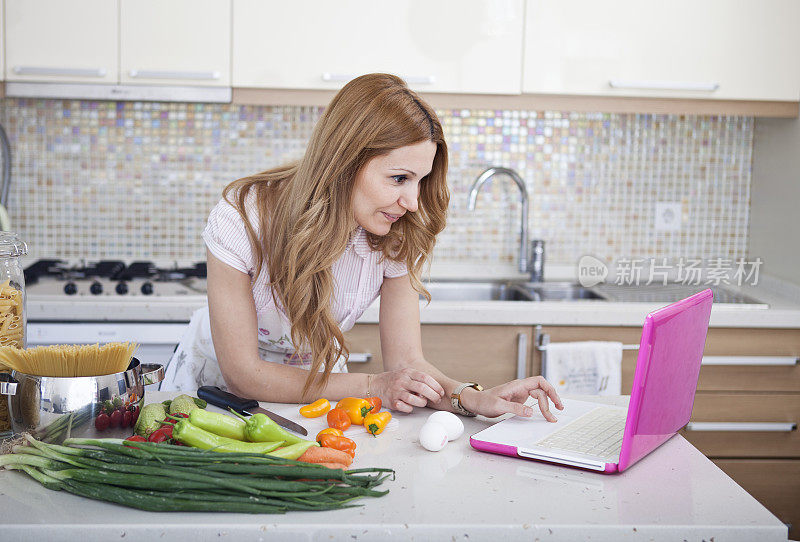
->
<box><xmin>201</xmin><ymin>194</ymin><xmax>407</xmax><ymax>371</ymax></box>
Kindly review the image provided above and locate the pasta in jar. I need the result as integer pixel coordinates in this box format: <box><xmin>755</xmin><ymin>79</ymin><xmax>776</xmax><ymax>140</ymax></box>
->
<box><xmin>0</xmin><ymin>280</ymin><xmax>24</xmax><ymax>432</ymax></box>
<box><xmin>0</xmin><ymin>280</ymin><xmax>24</xmax><ymax>348</ymax></box>
<box><xmin>0</xmin><ymin>232</ymin><xmax>28</xmax><ymax>433</ymax></box>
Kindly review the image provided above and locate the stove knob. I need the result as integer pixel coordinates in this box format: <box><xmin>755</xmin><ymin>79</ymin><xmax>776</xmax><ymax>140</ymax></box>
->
<box><xmin>90</xmin><ymin>281</ymin><xmax>103</xmax><ymax>295</ymax></box>
<box><xmin>115</xmin><ymin>282</ymin><xmax>129</xmax><ymax>295</ymax></box>
<box><xmin>64</xmin><ymin>282</ymin><xmax>78</xmax><ymax>295</ymax></box>
<box><xmin>141</xmin><ymin>282</ymin><xmax>154</xmax><ymax>295</ymax></box>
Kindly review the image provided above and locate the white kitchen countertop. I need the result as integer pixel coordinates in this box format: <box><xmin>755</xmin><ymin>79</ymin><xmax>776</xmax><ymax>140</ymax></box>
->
<box><xmin>27</xmin><ymin>287</ymin><xmax>800</xmax><ymax>328</ymax></box>
<box><xmin>24</xmin><ymin>260</ymin><xmax>800</xmax><ymax>328</ymax></box>
<box><xmin>0</xmin><ymin>392</ymin><xmax>788</xmax><ymax>541</ymax></box>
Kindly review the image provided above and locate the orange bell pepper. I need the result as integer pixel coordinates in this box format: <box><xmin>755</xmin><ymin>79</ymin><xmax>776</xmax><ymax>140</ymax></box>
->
<box><xmin>319</xmin><ymin>433</ymin><xmax>357</xmax><ymax>458</ymax></box>
<box><xmin>365</xmin><ymin>396</ymin><xmax>382</xmax><ymax>413</ymax></box>
<box><xmin>363</xmin><ymin>411</ymin><xmax>392</xmax><ymax>436</ymax></box>
<box><xmin>326</xmin><ymin>408</ymin><xmax>351</xmax><ymax>431</ymax></box>
<box><xmin>316</xmin><ymin>427</ymin><xmax>343</xmax><ymax>443</ymax></box>
<box><xmin>335</xmin><ymin>397</ymin><xmax>374</xmax><ymax>425</ymax></box>
<box><xmin>299</xmin><ymin>398</ymin><xmax>331</xmax><ymax>418</ymax></box>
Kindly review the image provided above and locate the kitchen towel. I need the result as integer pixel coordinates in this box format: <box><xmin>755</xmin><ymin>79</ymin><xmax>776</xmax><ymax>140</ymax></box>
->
<box><xmin>543</xmin><ymin>341</ymin><xmax>623</xmax><ymax>396</ymax></box>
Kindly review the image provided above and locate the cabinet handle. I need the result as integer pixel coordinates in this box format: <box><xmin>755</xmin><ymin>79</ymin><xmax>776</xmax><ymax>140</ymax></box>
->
<box><xmin>701</xmin><ymin>356</ymin><xmax>798</xmax><ymax>366</ymax></box>
<box><xmin>348</xmin><ymin>353</ymin><xmax>372</xmax><ymax>363</ymax></box>
<box><xmin>516</xmin><ymin>333</ymin><xmax>528</xmax><ymax>380</ymax></box>
<box><xmin>129</xmin><ymin>70</ymin><xmax>221</xmax><ymax>81</ymax></box>
<box><xmin>13</xmin><ymin>66</ymin><xmax>107</xmax><ymax>78</ymax></box>
<box><xmin>685</xmin><ymin>422</ymin><xmax>797</xmax><ymax>432</ymax></box>
<box><xmin>608</xmin><ymin>79</ymin><xmax>719</xmax><ymax>92</ymax></box>
<box><xmin>321</xmin><ymin>73</ymin><xmax>435</xmax><ymax>85</ymax></box>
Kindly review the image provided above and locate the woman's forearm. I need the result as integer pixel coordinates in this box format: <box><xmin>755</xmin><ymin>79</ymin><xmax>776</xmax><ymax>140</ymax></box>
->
<box><xmin>222</xmin><ymin>358</ymin><xmax>371</xmax><ymax>403</ymax></box>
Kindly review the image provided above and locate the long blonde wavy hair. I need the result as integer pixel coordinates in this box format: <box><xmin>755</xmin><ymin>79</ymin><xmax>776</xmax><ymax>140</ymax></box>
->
<box><xmin>222</xmin><ymin>74</ymin><xmax>450</xmax><ymax>397</ymax></box>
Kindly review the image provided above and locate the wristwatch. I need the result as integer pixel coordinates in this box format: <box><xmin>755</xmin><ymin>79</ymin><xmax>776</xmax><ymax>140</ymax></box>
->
<box><xmin>451</xmin><ymin>382</ymin><xmax>483</xmax><ymax>417</ymax></box>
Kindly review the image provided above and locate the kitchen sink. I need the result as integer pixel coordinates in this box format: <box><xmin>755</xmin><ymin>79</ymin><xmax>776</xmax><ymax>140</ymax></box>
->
<box><xmin>420</xmin><ymin>281</ymin><xmax>529</xmax><ymax>301</ymax></box>
<box><xmin>420</xmin><ymin>280</ymin><xmax>767</xmax><ymax>306</ymax></box>
<box><xmin>421</xmin><ymin>281</ymin><xmax>604</xmax><ymax>302</ymax></box>
<box><xmin>524</xmin><ymin>282</ymin><xmax>606</xmax><ymax>301</ymax></box>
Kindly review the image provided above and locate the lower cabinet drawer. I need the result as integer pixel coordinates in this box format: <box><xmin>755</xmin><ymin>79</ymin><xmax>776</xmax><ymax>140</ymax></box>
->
<box><xmin>344</xmin><ymin>324</ymin><xmax>533</xmax><ymax>388</ymax></box>
<box><xmin>680</xmin><ymin>394</ymin><xmax>800</xmax><ymax>457</ymax></box>
<box><xmin>713</xmin><ymin>459</ymin><xmax>799</xmax><ymax>539</ymax></box>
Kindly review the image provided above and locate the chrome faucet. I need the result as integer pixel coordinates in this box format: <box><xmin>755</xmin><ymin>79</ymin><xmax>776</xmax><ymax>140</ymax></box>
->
<box><xmin>467</xmin><ymin>167</ymin><xmax>530</xmax><ymax>274</ymax></box>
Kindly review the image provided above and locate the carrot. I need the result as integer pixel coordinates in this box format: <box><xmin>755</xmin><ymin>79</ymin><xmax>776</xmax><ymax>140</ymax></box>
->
<box><xmin>297</xmin><ymin>445</ymin><xmax>353</xmax><ymax>467</ymax></box>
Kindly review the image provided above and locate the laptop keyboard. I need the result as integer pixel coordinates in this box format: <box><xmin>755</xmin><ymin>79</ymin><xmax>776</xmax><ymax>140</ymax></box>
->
<box><xmin>535</xmin><ymin>406</ymin><xmax>627</xmax><ymax>461</ymax></box>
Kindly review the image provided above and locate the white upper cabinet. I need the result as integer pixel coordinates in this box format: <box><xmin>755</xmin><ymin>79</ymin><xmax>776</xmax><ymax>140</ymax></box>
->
<box><xmin>0</xmin><ymin>0</ymin><xmax>5</xmax><ymax>81</ymax></box>
<box><xmin>523</xmin><ymin>0</ymin><xmax>800</xmax><ymax>101</ymax></box>
<box><xmin>5</xmin><ymin>0</ymin><xmax>119</xmax><ymax>84</ymax></box>
<box><xmin>233</xmin><ymin>0</ymin><xmax>524</xmax><ymax>94</ymax></box>
<box><xmin>120</xmin><ymin>0</ymin><xmax>231</xmax><ymax>87</ymax></box>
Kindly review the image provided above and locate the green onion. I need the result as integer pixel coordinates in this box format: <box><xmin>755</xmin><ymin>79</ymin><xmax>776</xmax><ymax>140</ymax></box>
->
<box><xmin>0</xmin><ymin>435</ymin><xmax>394</xmax><ymax>514</ymax></box>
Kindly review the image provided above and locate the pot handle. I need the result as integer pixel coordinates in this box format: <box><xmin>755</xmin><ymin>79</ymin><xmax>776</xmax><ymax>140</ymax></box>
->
<box><xmin>0</xmin><ymin>373</ymin><xmax>17</xmax><ymax>396</ymax></box>
<box><xmin>139</xmin><ymin>364</ymin><xmax>165</xmax><ymax>386</ymax></box>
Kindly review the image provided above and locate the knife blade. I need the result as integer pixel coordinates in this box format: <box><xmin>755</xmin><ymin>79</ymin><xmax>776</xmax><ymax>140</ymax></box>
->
<box><xmin>197</xmin><ymin>385</ymin><xmax>308</xmax><ymax>436</ymax></box>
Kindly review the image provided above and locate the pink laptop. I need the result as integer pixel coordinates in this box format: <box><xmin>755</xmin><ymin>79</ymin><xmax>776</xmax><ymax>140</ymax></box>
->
<box><xmin>470</xmin><ymin>289</ymin><xmax>713</xmax><ymax>473</ymax></box>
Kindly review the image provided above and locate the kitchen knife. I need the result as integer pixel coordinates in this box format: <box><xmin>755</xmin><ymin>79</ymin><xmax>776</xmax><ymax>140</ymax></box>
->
<box><xmin>197</xmin><ymin>385</ymin><xmax>308</xmax><ymax>436</ymax></box>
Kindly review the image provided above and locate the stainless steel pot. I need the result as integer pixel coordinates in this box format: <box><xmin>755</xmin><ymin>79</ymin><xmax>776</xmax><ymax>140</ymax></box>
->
<box><xmin>0</xmin><ymin>358</ymin><xmax>164</xmax><ymax>443</ymax></box>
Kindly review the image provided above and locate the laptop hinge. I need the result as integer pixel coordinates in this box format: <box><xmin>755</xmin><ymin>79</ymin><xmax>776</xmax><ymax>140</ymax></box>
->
<box><xmin>518</xmin><ymin>449</ymin><xmax>608</xmax><ymax>471</ymax></box>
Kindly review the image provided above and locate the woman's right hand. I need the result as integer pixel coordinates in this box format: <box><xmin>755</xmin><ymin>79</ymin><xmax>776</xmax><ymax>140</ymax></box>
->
<box><xmin>371</xmin><ymin>368</ymin><xmax>445</xmax><ymax>413</ymax></box>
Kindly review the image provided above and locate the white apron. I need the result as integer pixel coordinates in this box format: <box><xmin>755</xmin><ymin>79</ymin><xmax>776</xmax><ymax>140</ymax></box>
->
<box><xmin>160</xmin><ymin>305</ymin><xmax>348</xmax><ymax>392</ymax></box>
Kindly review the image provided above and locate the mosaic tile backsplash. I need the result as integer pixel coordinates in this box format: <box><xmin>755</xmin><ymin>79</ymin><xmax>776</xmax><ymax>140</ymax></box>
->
<box><xmin>2</xmin><ymin>98</ymin><xmax>753</xmax><ymax>268</ymax></box>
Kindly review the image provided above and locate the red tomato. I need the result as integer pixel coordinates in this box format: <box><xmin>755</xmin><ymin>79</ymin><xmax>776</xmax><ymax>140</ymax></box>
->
<box><xmin>122</xmin><ymin>410</ymin><xmax>133</xmax><ymax>428</ymax></box>
<box><xmin>123</xmin><ymin>435</ymin><xmax>146</xmax><ymax>449</ymax></box>
<box><xmin>148</xmin><ymin>426</ymin><xmax>172</xmax><ymax>443</ymax></box>
<box><xmin>94</xmin><ymin>413</ymin><xmax>110</xmax><ymax>431</ymax></box>
<box><xmin>109</xmin><ymin>409</ymin><xmax>123</xmax><ymax>428</ymax></box>
<box><xmin>130</xmin><ymin>405</ymin><xmax>140</xmax><ymax>426</ymax></box>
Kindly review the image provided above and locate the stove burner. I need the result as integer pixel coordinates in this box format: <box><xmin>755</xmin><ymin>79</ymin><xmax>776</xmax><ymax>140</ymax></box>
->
<box><xmin>90</xmin><ymin>260</ymin><xmax>126</xmax><ymax>279</ymax></box>
<box><xmin>24</xmin><ymin>259</ymin><xmax>208</xmax><ymax>297</ymax></box>
<box><xmin>124</xmin><ymin>261</ymin><xmax>158</xmax><ymax>279</ymax></box>
<box><xmin>23</xmin><ymin>259</ymin><xmax>64</xmax><ymax>285</ymax></box>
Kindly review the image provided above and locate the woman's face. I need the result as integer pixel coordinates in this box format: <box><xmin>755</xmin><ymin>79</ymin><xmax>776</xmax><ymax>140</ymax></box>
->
<box><xmin>351</xmin><ymin>140</ymin><xmax>437</xmax><ymax>236</ymax></box>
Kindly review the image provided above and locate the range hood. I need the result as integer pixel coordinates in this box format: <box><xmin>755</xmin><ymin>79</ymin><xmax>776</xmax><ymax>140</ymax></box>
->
<box><xmin>5</xmin><ymin>82</ymin><xmax>231</xmax><ymax>103</ymax></box>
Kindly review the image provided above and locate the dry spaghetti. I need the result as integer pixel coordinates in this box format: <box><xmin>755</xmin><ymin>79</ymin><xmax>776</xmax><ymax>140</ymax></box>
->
<box><xmin>0</xmin><ymin>342</ymin><xmax>138</xmax><ymax>377</ymax></box>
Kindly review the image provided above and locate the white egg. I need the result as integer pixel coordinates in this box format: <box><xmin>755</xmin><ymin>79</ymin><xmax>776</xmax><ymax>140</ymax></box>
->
<box><xmin>418</xmin><ymin>421</ymin><xmax>449</xmax><ymax>452</ymax></box>
<box><xmin>426</xmin><ymin>411</ymin><xmax>464</xmax><ymax>441</ymax></box>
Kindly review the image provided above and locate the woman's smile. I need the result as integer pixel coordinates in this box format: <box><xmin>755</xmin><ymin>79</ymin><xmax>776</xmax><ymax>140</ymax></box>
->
<box><xmin>381</xmin><ymin>211</ymin><xmax>403</xmax><ymax>223</ymax></box>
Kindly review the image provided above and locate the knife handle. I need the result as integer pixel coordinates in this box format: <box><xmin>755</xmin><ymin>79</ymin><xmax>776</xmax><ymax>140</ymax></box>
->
<box><xmin>197</xmin><ymin>386</ymin><xmax>259</xmax><ymax>414</ymax></box>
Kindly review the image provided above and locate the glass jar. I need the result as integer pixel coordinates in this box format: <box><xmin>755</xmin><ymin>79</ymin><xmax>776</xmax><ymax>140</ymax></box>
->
<box><xmin>0</xmin><ymin>232</ymin><xmax>28</xmax><ymax>349</ymax></box>
<box><xmin>0</xmin><ymin>232</ymin><xmax>27</xmax><ymax>435</ymax></box>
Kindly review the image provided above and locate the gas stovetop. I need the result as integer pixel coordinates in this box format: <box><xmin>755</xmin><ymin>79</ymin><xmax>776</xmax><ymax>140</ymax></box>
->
<box><xmin>24</xmin><ymin>260</ymin><xmax>208</xmax><ymax>297</ymax></box>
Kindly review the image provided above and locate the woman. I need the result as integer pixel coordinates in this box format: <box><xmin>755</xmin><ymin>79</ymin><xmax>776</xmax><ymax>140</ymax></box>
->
<box><xmin>163</xmin><ymin>73</ymin><xmax>563</xmax><ymax>420</ymax></box>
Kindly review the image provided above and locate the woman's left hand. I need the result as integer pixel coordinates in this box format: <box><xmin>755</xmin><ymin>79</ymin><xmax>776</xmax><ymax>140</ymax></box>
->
<box><xmin>460</xmin><ymin>376</ymin><xmax>564</xmax><ymax>421</ymax></box>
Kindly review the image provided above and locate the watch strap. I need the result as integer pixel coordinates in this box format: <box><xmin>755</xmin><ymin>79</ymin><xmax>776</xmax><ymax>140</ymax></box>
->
<box><xmin>451</xmin><ymin>382</ymin><xmax>483</xmax><ymax>416</ymax></box>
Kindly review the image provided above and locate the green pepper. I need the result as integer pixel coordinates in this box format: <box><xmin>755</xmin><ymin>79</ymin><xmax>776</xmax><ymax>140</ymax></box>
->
<box><xmin>266</xmin><ymin>441</ymin><xmax>319</xmax><ymax>460</ymax></box>
<box><xmin>171</xmin><ymin>419</ymin><xmax>283</xmax><ymax>454</ymax></box>
<box><xmin>188</xmin><ymin>408</ymin><xmax>246</xmax><ymax>441</ymax></box>
<box><xmin>231</xmin><ymin>411</ymin><xmax>304</xmax><ymax>446</ymax></box>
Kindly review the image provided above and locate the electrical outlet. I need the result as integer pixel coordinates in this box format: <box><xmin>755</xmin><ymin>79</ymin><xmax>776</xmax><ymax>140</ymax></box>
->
<box><xmin>655</xmin><ymin>202</ymin><xmax>682</xmax><ymax>232</ymax></box>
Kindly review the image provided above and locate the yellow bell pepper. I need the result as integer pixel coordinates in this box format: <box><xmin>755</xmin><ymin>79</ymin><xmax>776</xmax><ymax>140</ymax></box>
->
<box><xmin>363</xmin><ymin>411</ymin><xmax>392</xmax><ymax>436</ymax></box>
<box><xmin>299</xmin><ymin>398</ymin><xmax>331</xmax><ymax>418</ymax></box>
<box><xmin>335</xmin><ymin>397</ymin><xmax>374</xmax><ymax>425</ymax></box>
